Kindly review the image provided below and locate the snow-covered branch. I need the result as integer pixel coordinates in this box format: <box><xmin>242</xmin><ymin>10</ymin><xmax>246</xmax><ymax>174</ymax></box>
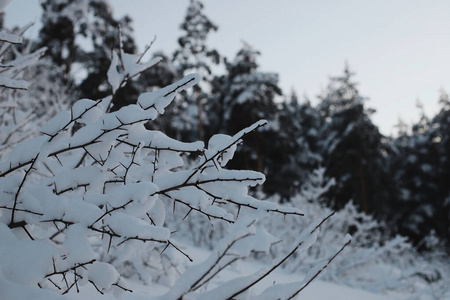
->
<box><xmin>0</xmin><ymin>17</ymin><xmax>347</xmax><ymax>298</ymax></box>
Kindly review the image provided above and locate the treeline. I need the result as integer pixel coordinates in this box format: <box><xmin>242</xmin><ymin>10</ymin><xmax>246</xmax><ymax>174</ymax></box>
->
<box><xmin>5</xmin><ymin>0</ymin><xmax>449</xmax><ymax>250</ymax></box>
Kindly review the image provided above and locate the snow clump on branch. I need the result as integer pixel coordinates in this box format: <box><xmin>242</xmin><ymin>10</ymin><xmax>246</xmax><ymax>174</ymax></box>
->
<box><xmin>0</xmin><ymin>9</ymin><xmax>350</xmax><ymax>298</ymax></box>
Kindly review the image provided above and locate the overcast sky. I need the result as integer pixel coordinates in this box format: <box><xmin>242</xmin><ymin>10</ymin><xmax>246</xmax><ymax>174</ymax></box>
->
<box><xmin>5</xmin><ymin>0</ymin><xmax>450</xmax><ymax>135</ymax></box>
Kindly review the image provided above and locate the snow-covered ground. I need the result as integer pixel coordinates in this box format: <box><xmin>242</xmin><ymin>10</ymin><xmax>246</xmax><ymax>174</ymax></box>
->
<box><xmin>64</xmin><ymin>246</ymin><xmax>396</xmax><ymax>300</ymax></box>
<box><xmin>122</xmin><ymin>277</ymin><xmax>395</xmax><ymax>300</ymax></box>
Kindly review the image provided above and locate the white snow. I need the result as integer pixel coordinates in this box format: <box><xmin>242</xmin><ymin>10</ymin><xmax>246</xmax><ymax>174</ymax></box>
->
<box><xmin>71</xmin><ymin>99</ymin><xmax>104</xmax><ymax>125</ymax></box>
<box><xmin>0</xmin><ymin>31</ymin><xmax>22</xmax><ymax>44</ymax></box>
<box><xmin>0</xmin><ymin>224</ymin><xmax>56</xmax><ymax>286</ymax></box>
<box><xmin>59</xmin><ymin>244</ymin><xmax>398</xmax><ymax>300</ymax></box>
<box><xmin>86</xmin><ymin>262</ymin><xmax>120</xmax><ymax>292</ymax></box>
<box><xmin>0</xmin><ymin>77</ymin><xmax>28</xmax><ymax>89</ymax></box>
<box><xmin>40</xmin><ymin>111</ymin><xmax>72</xmax><ymax>136</ymax></box>
<box><xmin>137</xmin><ymin>73</ymin><xmax>200</xmax><ymax>113</ymax></box>
<box><xmin>0</xmin><ymin>12</ymin><xmax>447</xmax><ymax>299</ymax></box>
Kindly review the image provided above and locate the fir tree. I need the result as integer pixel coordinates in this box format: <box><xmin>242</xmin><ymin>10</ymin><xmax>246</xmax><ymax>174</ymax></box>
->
<box><xmin>171</xmin><ymin>0</ymin><xmax>220</xmax><ymax>141</ymax></box>
<box><xmin>394</xmin><ymin>95</ymin><xmax>450</xmax><ymax>249</ymax></box>
<box><xmin>391</xmin><ymin>106</ymin><xmax>439</xmax><ymax>247</ymax></box>
<box><xmin>211</xmin><ymin>43</ymin><xmax>284</xmax><ymax>196</ymax></box>
<box><xmin>430</xmin><ymin>92</ymin><xmax>450</xmax><ymax>247</ymax></box>
<box><xmin>275</xmin><ymin>92</ymin><xmax>322</xmax><ymax>200</ymax></box>
<box><xmin>318</xmin><ymin>66</ymin><xmax>393</xmax><ymax>215</ymax></box>
<box><xmin>38</xmin><ymin>0</ymin><xmax>138</xmax><ymax>107</ymax></box>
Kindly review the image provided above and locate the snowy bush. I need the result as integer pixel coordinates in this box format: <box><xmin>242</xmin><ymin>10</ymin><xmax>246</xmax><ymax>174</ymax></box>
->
<box><xmin>170</xmin><ymin>165</ymin><xmax>449</xmax><ymax>299</ymax></box>
<box><xmin>0</xmin><ymin>17</ymin><xmax>56</xmax><ymax>159</ymax></box>
<box><xmin>262</xmin><ymin>169</ymin><xmax>450</xmax><ymax>299</ymax></box>
<box><xmin>0</xmin><ymin>16</ymin><xmax>351</xmax><ymax>299</ymax></box>
<box><xmin>266</xmin><ymin>199</ymin><xmax>408</xmax><ymax>289</ymax></box>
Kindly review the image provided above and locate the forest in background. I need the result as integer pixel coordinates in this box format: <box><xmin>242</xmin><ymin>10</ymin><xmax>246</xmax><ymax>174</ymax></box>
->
<box><xmin>4</xmin><ymin>0</ymin><xmax>450</xmax><ymax>251</ymax></box>
<box><xmin>1</xmin><ymin>0</ymin><xmax>450</xmax><ymax>299</ymax></box>
<box><xmin>30</xmin><ymin>0</ymin><xmax>450</xmax><ymax>251</ymax></box>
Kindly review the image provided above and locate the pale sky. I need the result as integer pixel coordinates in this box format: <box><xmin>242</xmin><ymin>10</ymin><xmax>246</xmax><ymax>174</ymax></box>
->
<box><xmin>5</xmin><ymin>0</ymin><xmax>450</xmax><ymax>136</ymax></box>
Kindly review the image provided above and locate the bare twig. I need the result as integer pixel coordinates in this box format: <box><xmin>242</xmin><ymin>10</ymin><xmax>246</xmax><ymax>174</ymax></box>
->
<box><xmin>10</xmin><ymin>153</ymin><xmax>39</xmax><ymax>225</ymax></box>
<box><xmin>286</xmin><ymin>237</ymin><xmax>352</xmax><ymax>299</ymax></box>
<box><xmin>225</xmin><ymin>212</ymin><xmax>336</xmax><ymax>299</ymax></box>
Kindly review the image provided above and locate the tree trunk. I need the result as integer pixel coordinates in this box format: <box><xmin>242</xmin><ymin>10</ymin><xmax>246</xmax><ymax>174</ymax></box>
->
<box><xmin>359</xmin><ymin>158</ymin><xmax>368</xmax><ymax>214</ymax></box>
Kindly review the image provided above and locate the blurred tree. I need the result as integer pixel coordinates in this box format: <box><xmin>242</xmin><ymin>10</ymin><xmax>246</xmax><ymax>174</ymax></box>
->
<box><xmin>317</xmin><ymin>66</ymin><xmax>393</xmax><ymax>215</ymax></box>
<box><xmin>393</xmin><ymin>94</ymin><xmax>450</xmax><ymax>249</ymax></box>
<box><xmin>430</xmin><ymin>92</ymin><xmax>450</xmax><ymax>247</ymax></box>
<box><xmin>274</xmin><ymin>92</ymin><xmax>323</xmax><ymax>200</ymax></box>
<box><xmin>211</xmin><ymin>43</ymin><xmax>285</xmax><ymax>196</ymax></box>
<box><xmin>38</xmin><ymin>0</ymin><xmax>138</xmax><ymax>107</ymax></box>
<box><xmin>391</xmin><ymin>105</ymin><xmax>440</xmax><ymax>248</ymax></box>
<box><xmin>171</xmin><ymin>0</ymin><xmax>220</xmax><ymax>141</ymax></box>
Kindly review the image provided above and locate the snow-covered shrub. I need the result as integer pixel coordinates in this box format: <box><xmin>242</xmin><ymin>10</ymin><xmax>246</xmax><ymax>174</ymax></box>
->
<box><xmin>0</xmin><ymin>7</ymin><xmax>68</xmax><ymax>159</ymax></box>
<box><xmin>171</xmin><ymin>165</ymin><xmax>449</xmax><ymax>299</ymax></box>
<box><xmin>261</xmin><ymin>168</ymin><xmax>450</xmax><ymax>299</ymax></box>
<box><xmin>269</xmin><ymin>199</ymin><xmax>408</xmax><ymax>289</ymax></box>
<box><xmin>0</xmin><ymin>20</ymin><xmax>351</xmax><ymax>300</ymax></box>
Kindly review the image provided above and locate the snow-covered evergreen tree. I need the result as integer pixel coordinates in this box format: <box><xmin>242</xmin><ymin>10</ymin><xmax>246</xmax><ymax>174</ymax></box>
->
<box><xmin>210</xmin><ymin>43</ymin><xmax>285</xmax><ymax>197</ymax></box>
<box><xmin>392</xmin><ymin>97</ymin><xmax>450</xmax><ymax>249</ymax></box>
<box><xmin>38</xmin><ymin>0</ymin><xmax>138</xmax><ymax>107</ymax></box>
<box><xmin>275</xmin><ymin>93</ymin><xmax>323</xmax><ymax>200</ymax></box>
<box><xmin>428</xmin><ymin>91</ymin><xmax>450</xmax><ymax>248</ymax></box>
<box><xmin>317</xmin><ymin>66</ymin><xmax>393</xmax><ymax>215</ymax></box>
<box><xmin>0</xmin><ymin>4</ymin><xmax>350</xmax><ymax>298</ymax></box>
<box><xmin>171</xmin><ymin>0</ymin><xmax>220</xmax><ymax>141</ymax></box>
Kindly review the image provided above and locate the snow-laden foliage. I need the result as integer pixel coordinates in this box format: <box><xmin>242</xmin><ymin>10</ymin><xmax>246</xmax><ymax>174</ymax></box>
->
<box><xmin>390</xmin><ymin>96</ymin><xmax>450</xmax><ymax>250</ymax></box>
<box><xmin>317</xmin><ymin>66</ymin><xmax>394</xmax><ymax>215</ymax></box>
<box><xmin>265</xmin><ymin>196</ymin><xmax>450</xmax><ymax>299</ymax></box>
<box><xmin>39</xmin><ymin>0</ymin><xmax>138</xmax><ymax>108</ymax></box>
<box><xmin>169</xmin><ymin>0</ymin><xmax>221</xmax><ymax>142</ymax></box>
<box><xmin>0</xmin><ymin>15</ymin><xmax>59</xmax><ymax>159</ymax></box>
<box><xmin>264</xmin><ymin>170</ymin><xmax>450</xmax><ymax>299</ymax></box>
<box><xmin>170</xmin><ymin>166</ymin><xmax>450</xmax><ymax>299</ymax></box>
<box><xmin>0</xmin><ymin>26</ymin><xmax>351</xmax><ymax>298</ymax></box>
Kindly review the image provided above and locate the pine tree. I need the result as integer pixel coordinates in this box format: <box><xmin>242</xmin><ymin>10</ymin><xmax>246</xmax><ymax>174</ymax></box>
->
<box><xmin>391</xmin><ymin>105</ymin><xmax>441</xmax><ymax>247</ymax></box>
<box><xmin>275</xmin><ymin>92</ymin><xmax>322</xmax><ymax>200</ymax></box>
<box><xmin>393</xmin><ymin>94</ymin><xmax>450</xmax><ymax>249</ymax></box>
<box><xmin>211</xmin><ymin>43</ymin><xmax>286</xmax><ymax>196</ymax></box>
<box><xmin>318</xmin><ymin>66</ymin><xmax>392</xmax><ymax>215</ymax></box>
<box><xmin>430</xmin><ymin>92</ymin><xmax>450</xmax><ymax>247</ymax></box>
<box><xmin>171</xmin><ymin>0</ymin><xmax>220</xmax><ymax>141</ymax></box>
<box><xmin>38</xmin><ymin>0</ymin><xmax>138</xmax><ymax>106</ymax></box>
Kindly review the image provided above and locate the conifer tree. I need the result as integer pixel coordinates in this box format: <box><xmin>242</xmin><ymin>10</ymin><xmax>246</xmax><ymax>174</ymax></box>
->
<box><xmin>393</xmin><ymin>96</ymin><xmax>450</xmax><ymax>249</ymax></box>
<box><xmin>317</xmin><ymin>66</ymin><xmax>392</xmax><ymax>215</ymax></box>
<box><xmin>430</xmin><ymin>92</ymin><xmax>450</xmax><ymax>247</ymax></box>
<box><xmin>171</xmin><ymin>0</ymin><xmax>220</xmax><ymax>141</ymax></box>
<box><xmin>211</xmin><ymin>43</ymin><xmax>284</xmax><ymax>196</ymax></box>
<box><xmin>392</xmin><ymin>108</ymin><xmax>437</xmax><ymax>246</ymax></box>
<box><xmin>38</xmin><ymin>0</ymin><xmax>137</xmax><ymax>106</ymax></box>
<box><xmin>275</xmin><ymin>93</ymin><xmax>322</xmax><ymax>200</ymax></box>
